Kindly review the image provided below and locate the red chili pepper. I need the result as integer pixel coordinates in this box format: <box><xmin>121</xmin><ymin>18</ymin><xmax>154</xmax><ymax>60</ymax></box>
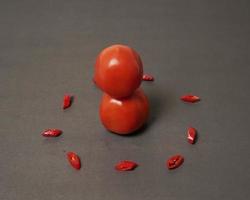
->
<box><xmin>63</xmin><ymin>95</ymin><xmax>72</xmax><ymax>109</ymax></box>
<box><xmin>142</xmin><ymin>74</ymin><xmax>154</xmax><ymax>81</ymax></box>
<box><xmin>187</xmin><ymin>127</ymin><xmax>197</xmax><ymax>144</ymax></box>
<box><xmin>42</xmin><ymin>129</ymin><xmax>62</xmax><ymax>137</ymax></box>
<box><xmin>67</xmin><ymin>152</ymin><xmax>81</xmax><ymax>170</ymax></box>
<box><xmin>167</xmin><ymin>155</ymin><xmax>184</xmax><ymax>170</ymax></box>
<box><xmin>180</xmin><ymin>95</ymin><xmax>200</xmax><ymax>103</ymax></box>
<box><xmin>115</xmin><ymin>160</ymin><xmax>138</xmax><ymax>171</ymax></box>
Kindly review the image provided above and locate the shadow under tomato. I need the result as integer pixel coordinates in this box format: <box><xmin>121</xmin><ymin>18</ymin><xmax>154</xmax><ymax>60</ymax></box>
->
<box><xmin>193</xmin><ymin>130</ymin><xmax>199</xmax><ymax>144</ymax></box>
<box><xmin>107</xmin><ymin>86</ymin><xmax>174</xmax><ymax>137</ymax></box>
<box><xmin>117</xmin><ymin>89</ymin><xmax>169</xmax><ymax>137</ymax></box>
<box><xmin>148</xmin><ymin>94</ymin><xmax>164</xmax><ymax>125</ymax></box>
<box><xmin>147</xmin><ymin>86</ymin><xmax>173</xmax><ymax>126</ymax></box>
<box><xmin>70</xmin><ymin>96</ymin><xmax>74</xmax><ymax>105</ymax></box>
<box><xmin>118</xmin><ymin>123</ymin><xmax>150</xmax><ymax>137</ymax></box>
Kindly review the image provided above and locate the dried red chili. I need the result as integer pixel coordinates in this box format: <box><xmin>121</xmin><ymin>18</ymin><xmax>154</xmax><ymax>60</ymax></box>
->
<box><xmin>142</xmin><ymin>74</ymin><xmax>154</xmax><ymax>81</ymax></box>
<box><xmin>187</xmin><ymin>127</ymin><xmax>197</xmax><ymax>144</ymax></box>
<box><xmin>63</xmin><ymin>95</ymin><xmax>72</xmax><ymax>109</ymax></box>
<box><xmin>42</xmin><ymin>129</ymin><xmax>62</xmax><ymax>137</ymax></box>
<box><xmin>115</xmin><ymin>160</ymin><xmax>138</xmax><ymax>171</ymax></box>
<box><xmin>67</xmin><ymin>152</ymin><xmax>81</xmax><ymax>170</ymax></box>
<box><xmin>167</xmin><ymin>155</ymin><xmax>184</xmax><ymax>170</ymax></box>
<box><xmin>180</xmin><ymin>95</ymin><xmax>200</xmax><ymax>103</ymax></box>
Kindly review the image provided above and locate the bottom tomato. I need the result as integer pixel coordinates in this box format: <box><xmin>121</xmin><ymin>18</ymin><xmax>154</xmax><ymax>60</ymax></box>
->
<box><xmin>99</xmin><ymin>89</ymin><xmax>149</xmax><ymax>135</ymax></box>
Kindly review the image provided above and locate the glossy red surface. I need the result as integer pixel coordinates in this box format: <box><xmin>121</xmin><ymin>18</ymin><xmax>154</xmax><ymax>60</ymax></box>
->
<box><xmin>94</xmin><ymin>44</ymin><xmax>143</xmax><ymax>99</ymax></box>
<box><xmin>67</xmin><ymin>152</ymin><xmax>81</xmax><ymax>170</ymax></box>
<box><xmin>99</xmin><ymin>89</ymin><xmax>149</xmax><ymax>134</ymax></box>
<box><xmin>180</xmin><ymin>95</ymin><xmax>200</xmax><ymax>103</ymax></box>
<box><xmin>115</xmin><ymin>160</ymin><xmax>138</xmax><ymax>171</ymax></box>
<box><xmin>187</xmin><ymin>127</ymin><xmax>197</xmax><ymax>144</ymax></box>
<box><xmin>42</xmin><ymin>129</ymin><xmax>62</xmax><ymax>137</ymax></box>
<box><xmin>63</xmin><ymin>95</ymin><xmax>72</xmax><ymax>109</ymax></box>
<box><xmin>142</xmin><ymin>74</ymin><xmax>154</xmax><ymax>81</ymax></box>
<box><xmin>167</xmin><ymin>155</ymin><xmax>184</xmax><ymax>170</ymax></box>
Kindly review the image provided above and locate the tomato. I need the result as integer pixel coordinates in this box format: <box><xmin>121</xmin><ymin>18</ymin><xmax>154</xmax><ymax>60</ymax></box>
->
<box><xmin>94</xmin><ymin>44</ymin><xmax>143</xmax><ymax>99</ymax></box>
<box><xmin>99</xmin><ymin>89</ymin><xmax>149</xmax><ymax>134</ymax></box>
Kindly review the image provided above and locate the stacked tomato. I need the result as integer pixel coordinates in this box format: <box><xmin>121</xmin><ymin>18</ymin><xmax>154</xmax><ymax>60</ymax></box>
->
<box><xmin>94</xmin><ymin>45</ymin><xmax>149</xmax><ymax>134</ymax></box>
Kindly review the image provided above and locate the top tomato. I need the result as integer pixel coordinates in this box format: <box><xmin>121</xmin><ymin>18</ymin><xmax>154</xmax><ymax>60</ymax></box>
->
<box><xmin>94</xmin><ymin>44</ymin><xmax>143</xmax><ymax>99</ymax></box>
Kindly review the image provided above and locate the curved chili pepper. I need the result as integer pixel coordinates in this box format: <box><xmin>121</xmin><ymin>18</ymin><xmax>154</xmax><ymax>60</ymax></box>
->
<box><xmin>42</xmin><ymin>129</ymin><xmax>62</xmax><ymax>137</ymax></box>
<box><xmin>180</xmin><ymin>95</ymin><xmax>200</xmax><ymax>103</ymax></box>
<box><xmin>63</xmin><ymin>95</ymin><xmax>72</xmax><ymax>109</ymax></box>
<box><xmin>187</xmin><ymin>127</ymin><xmax>197</xmax><ymax>144</ymax></box>
<box><xmin>115</xmin><ymin>160</ymin><xmax>138</xmax><ymax>171</ymax></box>
<box><xmin>167</xmin><ymin>155</ymin><xmax>184</xmax><ymax>170</ymax></box>
<box><xmin>67</xmin><ymin>152</ymin><xmax>81</xmax><ymax>170</ymax></box>
<box><xmin>142</xmin><ymin>74</ymin><xmax>154</xmax><ymax>81</ymax></box>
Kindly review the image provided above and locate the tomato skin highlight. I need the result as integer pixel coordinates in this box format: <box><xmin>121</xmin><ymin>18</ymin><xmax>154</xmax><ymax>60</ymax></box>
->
<box><xmin>67</xmin><ymin>152</ymin><xmax>81</xmax><ymax>170</ymax></box>
<box><xmin>142</xmin><ymin>74</ymin><xmax>154</xmax><ymax>81</ymax></box>
<box><xmin>42</xmin><ymin>129</ymin><xmax>62</xmax><ymax>137</ymax></box>
<box><xmin>99</xmin><ymin>89</ymin><xmax>149</xmax><ymax>135</ymax></box>
<box><xmin>187</xmin><ymin>127</ymin><xmax>197</xmax><ymax>144</ymax></box>
<box><xmin>63</xmin><ymin>95</ymin><xmax>72</xmax><ymax>109</ymax></box>
<box><xmin>180</xmin><ymin>95</ymin><xmax>200</xmax><ymax>103</ymax></box>
<box><xmin>94</xmin><ymin>44</ymin><xmax>143</xmax><ymax>99</ymax></box>
<box><xmin>167</xmin><ymin>155</ymin><xmax>184</xmax><ymax>170</ymax></box>
<box><xmin>115</xmin><ymin>160</ymin><xmax>138</xmax><ymax>171</ymax></box>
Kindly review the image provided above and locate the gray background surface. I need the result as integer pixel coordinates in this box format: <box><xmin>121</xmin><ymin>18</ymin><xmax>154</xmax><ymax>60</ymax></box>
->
<box><xmin>1</xmin><ymin>0</ymin><xmax>250</xmax><ymax>199</ymax></box>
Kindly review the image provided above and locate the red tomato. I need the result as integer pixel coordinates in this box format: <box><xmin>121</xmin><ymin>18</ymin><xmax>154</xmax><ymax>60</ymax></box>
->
<box><xmin>99</xmin><ymin>89</ymin><xmax>149</xmax><ymax>134</ymax></box>
<box><xmin>94</xmin><ymin>44</ymin><xmax>143</xmax><ymax>99</ymax></box>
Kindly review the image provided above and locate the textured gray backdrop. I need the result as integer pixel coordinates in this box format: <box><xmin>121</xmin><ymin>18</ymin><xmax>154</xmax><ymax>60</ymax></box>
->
<box><xmin>0</xmin><ymin>0</ymin><xmax>250</xmax><ymax>199</ymax></box>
